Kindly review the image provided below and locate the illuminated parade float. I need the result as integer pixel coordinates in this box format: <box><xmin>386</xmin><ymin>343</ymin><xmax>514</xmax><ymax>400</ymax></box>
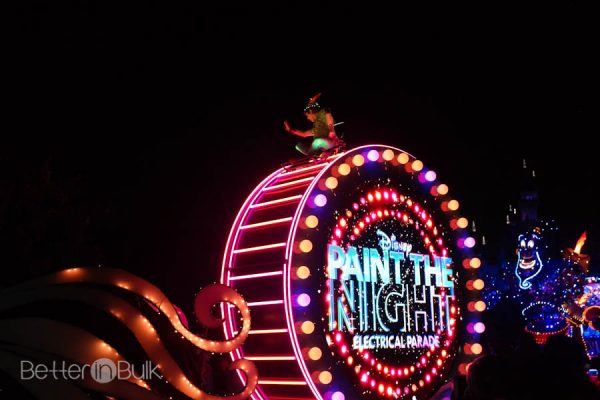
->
<box><xmin>220</xmin><ymin>145</ymin><xmax>485</xmax><ymax>400</ymax></box>
<box><xmin>2</xmin><ymin>146</ymin><xmax>598</xmax><ymax>399</ymax></box>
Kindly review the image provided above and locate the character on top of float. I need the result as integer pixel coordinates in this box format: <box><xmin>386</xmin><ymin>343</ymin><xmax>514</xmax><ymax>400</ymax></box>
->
<box><xmin>283</xmin><ymin>93</ymin><xmax>342</xmax><ymax>156</ymax></box>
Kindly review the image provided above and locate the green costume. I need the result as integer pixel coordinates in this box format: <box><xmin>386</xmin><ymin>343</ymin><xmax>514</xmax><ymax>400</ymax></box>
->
<box><xmin>311</xmin><ymin>109</ymin><xmax>332</xmax><ymax>138</ymax></box>
<box><xmin>290</xmin><ymin>93</ymin><xmax>340</xmax><ymax>156</ymax></box>
<box><xmin>295</xmin><ymin>109</ymin><xmax>337</xmax><ymax>155</ymax></box>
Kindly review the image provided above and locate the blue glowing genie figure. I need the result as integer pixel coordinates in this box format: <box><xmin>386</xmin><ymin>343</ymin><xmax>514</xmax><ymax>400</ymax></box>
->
<box><xmin>515</xmin><ymin>229</ymin><xmax>544</xmax><ymax>289</ymax></box>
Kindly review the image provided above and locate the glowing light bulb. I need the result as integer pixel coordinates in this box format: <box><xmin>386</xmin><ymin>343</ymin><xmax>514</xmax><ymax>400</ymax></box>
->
<box><xmin>367</xmin><ymin>149</ymin><xmax>379</xmax><ymax>161</ymax></box>
<box><xmin>464</xmin><ymin>237</ymin><xmax>476</xmax><ymax>248</ymax></box>
<box><xmin>397</xmin><ymin>153</ymin><xmax>410</xmax><ymax>164</ymax></box>
<box><xmin>470</xmin><ymin>257</ymin><xmax>481</xmax><ymax>268</ymax></box>
<box><xmin>471</xmin><ymin>343</ymin><xmax>483</xmax><ymax>354</ymax></box>
<box><xmin>437</xmin><ymin>184</ymin><xmax>449</xmax><ymax>195</ymax></box>
<box><xmin>382</xmin><ymin>149</ymin><xmax>394</xmax><ymax>161</ymax></box>
<box><xmin>425</xmin><ymin>170</ymin><xmax>437</xmax><ymax>181</ymax></box>
<box><xmin>325</xmin><ymin>177</ymin><xmax>338</xmax><ymax>189</ymax></box>
<box><xmin>314</xmin><ymin>194</ymin><xmax>327</xmax><ymax>207</ymax></box>
<box><xmin>474</xmin><ymin>322</ymin><xmax>486</xmax><ymax>333</ymax></box>
<box><xmin>473</xmin><ymin>279</ymin><xmax>485</xmax><ymax>290</ymax></box>
<box><xmin>412</xmin><ymin>160</ymin><xmax>424</xmax><ymax>171</ymax></box>
<box><xmin>301</xmin><ymin>321</ymin><xmax>315</xmax><ymax>334</ymax></box>
<box><xmin>338</xmin><ymin>163</ymin><xmax>351</xmax><ymax>175</ymax></box>
<box><xmin>474</xmin><ymin>301</ymin><xmax>486</xmax><ymax>312</ymax></box>
<box><xmin>297</xmin><ymin>293</ymin><xmax>311</xmax><ymax>307</ymax></box>
<box><xmin>448</xmin><ymin>200</ymin><xmax>459</xmax><ymax>211</ymax></box>
<box><xmin>299</xmin><ymin>240</ymin><xmax>313</xmax><ymax>253</ymax></box>
<box><xmin>457</xmin><ymin>217</ymin><xmax>468</xmax><ymax>229</ymax></box>
<box><xmin>309</xmin><ymin>347</ymin><xmax>322</xmax><ymax>360</ymax></box>
<box><xmin>305</xmin><ymin>215</ymin><xmax>319</xmax><ymax>228</ymax></box>
<box><xmin>318</xmin><ymin>371</ymin><xmax>332</xmax><ymax>384</ymax></box>
<box><xmin>297</xmin><ymin>266</ymin><xmax>310</xmax><ymax>279</ymax></box>
<box><xmin>352</xmin><ymin>154</ymin><xmax>365</xmax><ymax>166</ymax></box>
<box><xmin>332</xmin><ymin>391</ymin><xmax>345</xmax><ymax>400</ymax></box>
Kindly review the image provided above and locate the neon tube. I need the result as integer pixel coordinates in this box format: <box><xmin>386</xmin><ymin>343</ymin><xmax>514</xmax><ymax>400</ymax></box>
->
<box><xmin>277</xmin><ymin>163</ymin><xmax>325</xmax><ymax>178</ymax></box>
<box><xmin>240</xmin><ymin>217</ymin><xmax>294</xmax><ymax>230</ymax></box>
<box><xmin>247</xmin><ymin>300</ymin><xmax>284</xmax><ymax>306</ymax></box>
<box><xmin>248</xmin><ymin>329</ymin><xmax>289</xmax><ymax>335</ymax></box>
<box><xmin>228</xmin><ymin>300</ymin><xmax>284</xmax><ymax>307</ymax></box>
<box><xmin>219</xmin><ymin>167</ymin><xmax>283</xmax><ymax>400</ymax></box>
<box><xmin>262</xmin><ymin>177</ymin><xmax>314</xmax><ymax>192</ymax></box>
<box><xmin>282</xmin><ymin>154</ymin><xmax>343</xmax><ymax>400</ymax></box>
<box><xmin>249</xmin><ymin>195</ymin><xmax>303</xmax><ymax>209</ymax></box>
<box><xmin>233</xmin><ymin>243</ymin><xmax>286</xmax><ymax>254</ymax></box>
<box><xmin>246</xmin><ymin>356</ymin><xmax>296</xmax><ymax>361</ymax></box>
<box><xmin>257</xmin><ymin>380</ymin><xmax>308</xmax><ymax>386</ymax></box>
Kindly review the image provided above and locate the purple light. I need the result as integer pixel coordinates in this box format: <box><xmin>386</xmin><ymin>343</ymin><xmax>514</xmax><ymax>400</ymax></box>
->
<box><xmin>297</xmin><ymin>293</ymin><xmax>311</xmax><ymax>307</ymax></box>
<box><xmin>425</xmin><ymin>170</ymin><xmax>437</xmax><ymax>182</ymax></box>
<box><xmin>314</xmin><ymin>194</ymin><xmax>327</xmax><ymax>207</ymax></box>
<box><xmin>332</xmin><ymin>392</ymin><xmax>345</xmax><ymax>400</ymax></box>
<box><xmin>474</xmin><ymin>322</ymin><xmax>486</xmax><ymax>333</ymax></box>
<box><xmin>367</xmin><ymin>149</ymin><xmax>379</xmax><ymax>162</ymax></box>
<box><xmin>464</xmin><ymin>237</ymin><xmax>476</xmax><ymax>248</ymax></box>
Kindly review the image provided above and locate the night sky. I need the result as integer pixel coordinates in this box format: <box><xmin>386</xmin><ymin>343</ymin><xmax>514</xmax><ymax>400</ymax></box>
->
<box><xmin>5</xmin><ymin>3</ymin><xmax>597</xmax><ymax>313</ymax></box>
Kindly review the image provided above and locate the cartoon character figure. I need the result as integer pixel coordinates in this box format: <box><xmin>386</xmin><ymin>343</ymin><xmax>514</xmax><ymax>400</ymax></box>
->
<box><xmin>515</xmin><ymin>228</ymin><xmax>544</xmax><ymax>289</ymax></box>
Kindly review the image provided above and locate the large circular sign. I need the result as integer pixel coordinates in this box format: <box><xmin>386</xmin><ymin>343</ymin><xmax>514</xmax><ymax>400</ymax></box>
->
<box><xmin>221</xmin><ymin>145</ymin><xmax>484</xmax><ymax>400</ymax></box>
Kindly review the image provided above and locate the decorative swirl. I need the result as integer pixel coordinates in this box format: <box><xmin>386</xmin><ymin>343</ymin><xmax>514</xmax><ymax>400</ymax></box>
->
<box><xmin>0</xmin><ymin>267</ymin><xmax>257</xmax><ymax>400</ymax></box>
<box><xmin>6</xmin><ymin>267</ymin><xmax>250</xmax><ymax>353</ymax></box>
<box><xmin>195</xmin><ymin>283</ymin><xmax>251</xmax><ymax>333</ymax></box>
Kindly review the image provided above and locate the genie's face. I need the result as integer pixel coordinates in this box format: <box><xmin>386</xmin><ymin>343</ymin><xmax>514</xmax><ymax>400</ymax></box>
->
<box><xmin>515</xmin><ymin>233</ymin><xmax>544</xmax><ymax>289</ymax></box>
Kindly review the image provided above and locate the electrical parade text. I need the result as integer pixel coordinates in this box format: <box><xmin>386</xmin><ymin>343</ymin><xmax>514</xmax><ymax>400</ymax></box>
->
<box><xmin>327</xmin><ymin>234</ymin><xmax>455</xmax><ymax>351</ymax></box>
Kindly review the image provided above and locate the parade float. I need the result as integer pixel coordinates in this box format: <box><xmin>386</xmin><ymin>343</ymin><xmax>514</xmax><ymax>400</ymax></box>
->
<box><xmin>220</xmin><ymin>145</ymin><xmax>485</xmax><ymax>400</ymax></box>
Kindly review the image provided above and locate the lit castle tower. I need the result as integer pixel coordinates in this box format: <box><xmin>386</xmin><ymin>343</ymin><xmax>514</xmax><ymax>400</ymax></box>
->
<box><xmin>506</xmin><ymin>159</ymin><xmax>539</xmax><ymax>227</ymax></box>
<box><xmin>518</xmin><ymin>159</ymin><xmax>539</xmax><ymax>225</ymax></box>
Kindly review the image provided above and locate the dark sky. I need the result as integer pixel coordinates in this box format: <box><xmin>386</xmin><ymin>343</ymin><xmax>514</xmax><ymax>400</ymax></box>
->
<box><xmin>5</xmin><ymin>3</ymin><xmax>597</xmax><ymax>310</ymax></box>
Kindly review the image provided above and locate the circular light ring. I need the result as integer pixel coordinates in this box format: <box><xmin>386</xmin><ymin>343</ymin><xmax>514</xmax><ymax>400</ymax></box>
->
<box><xmin>220</xmin><ymin>145</ymin><xmax>484</xmax><ymax>400</ymax></box>
<box><xmin>324</xmin><ymin>196</ymin><xmax>456</xmax><ymax>387</ymax></box>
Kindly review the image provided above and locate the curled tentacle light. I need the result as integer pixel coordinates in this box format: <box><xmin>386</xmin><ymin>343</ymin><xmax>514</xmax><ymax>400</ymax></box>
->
<box><xmin>0</xmin><ymin>267</ymin><xmax>257</xmax><ymax>400</ymax></box>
